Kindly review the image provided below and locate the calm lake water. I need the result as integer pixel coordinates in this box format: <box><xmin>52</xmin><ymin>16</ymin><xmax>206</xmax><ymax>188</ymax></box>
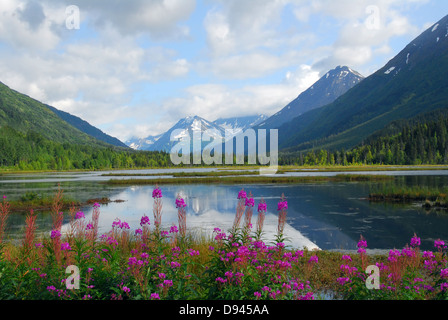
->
<box><xmin>1</xmin><ymin>169</ymin><xmax>448</xmax><ymax>251</ymax></box>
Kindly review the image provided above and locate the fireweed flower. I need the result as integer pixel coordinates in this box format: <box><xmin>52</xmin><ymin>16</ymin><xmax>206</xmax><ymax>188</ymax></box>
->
<box><xmin>277</xmin><ymin>196</ymin><xmax>288</xmax><ymax>237</ymax></box>
<box><xmin>245</xmin><ymin>197</ymin><xmax>255</xmax><ymax>207</ymax></box>
<box><xmin>160</xmin><ymin>230</ymin><xmax>169</xmax><ymax>237</ymax></box>
<box><xmin>152</xmin><ymin>187</ymin><xmax>162</xmax><ymax>199</ymax></box>
<box><xmin>140</xmin><ymin>215</ymin><xmax>150</xmax><ymax>226</ymax></box>
<box><xmin>153</xmin><ymin>186</ymin><xmax>163</xmax><ymax>227</ymax></box>
<box><xmin>357</xmin><ymin>237</ymin><xmax>368</xmax><ymax>254</ymax></box>
<box><xmin>238</xmin><ymin>189</ymin><xmax>247</xmax><ymax>200</ymax></box>
<box><xmin>50</xmin><ymin>229</ymin><xmax>61</xmax><ymax>239</ymax></box>
<box><xmin>216</xmin><ymin>277</ymin><xmax>227</xmax><ymax>284</ymax></box>
<box><xmin>150</xmin><ymin>293</ymin><xmax>160</xmax><ymax>300</ymax></box>
<box><xmin>257</xmin><ymin>202</ymin><xmax>267</xmax><ymax>213</ymax></box>
<box><xmin>175</xmin><ymin>197</ymin><xmax>187</xmax><ymax>208</ymax></box>
<box><xmin>170</xmin><ymin>225</ymin><xmax>178</xmax><ymax>233</ymax></box>
<box><xmin>411</xmin><ymin>234</ymin><xmax>421</xmax><ymax>248</ymax></box>
<box><xmin>358</xmin><ymin>239</ymin><xmax>368</xmax><ymax>249</ymax></box>
<box><xmin>120</xmin><ymin>221</ymin><xmax>130</xmax><ymax>229</ymax></box>
<box><xmin>441</xmin><ymin>268</ymin><xmax>448</xmax><ymax>279</ymax></box>
<box><xmin>112</xmin><ymin>219</ymin><xmax>121</xmax><ymax>229</ymax></box>
<box><xmin>388</xmin><ymin>249</ymin><xmax>401</xmax><ymax>262</ymax></box>
<box><xmin>176</xmin><ymin>196</ymin><xmax>187</xmax><ymax>237</ymax></box>
<box><xmin>74</xmin><ymin>211</ymin><xmax>85</xmax><ymax>220</ymax></box>
<box><xmin>277</xmin><ymin>200</ymin><xmax>288</xmax><ymax>211</ymax></box>
<box><xmin>308</xmin><ymin>256</ymin><xmax>319</xmax><ymax>264</ymax></box>
<box><xmin>61</xmin><ymin>242</ymin><xmax>71</xmax><ymax>251</ymax></box>
<box><xmin>435</xmin><ymin>239</ymin><xmax>447</xmax><ymax>250</ymax></box>
<box><xmin>187</xmin><ymin>249</ymin><xmax>200</xmax><ymax>256</ymax></box>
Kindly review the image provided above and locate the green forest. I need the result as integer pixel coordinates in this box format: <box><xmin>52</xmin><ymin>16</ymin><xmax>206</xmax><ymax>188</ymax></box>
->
<box><xmin>0</xmin><ymin>126</ymin><xmax>171</xmax><ymax>171</ymax></box>
<box><xmin>280</xmin><ymin>109</ymin><xmax>448</xmax><ymax>166</ymax></box>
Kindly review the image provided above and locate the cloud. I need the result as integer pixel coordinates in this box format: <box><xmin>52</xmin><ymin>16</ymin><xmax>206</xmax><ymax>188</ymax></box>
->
<box><xmin>17</xmin><ymin>0</ymin><xmax>46</xmax><ymax>29</ymax></box>
<box><xmin>158</xmin><ymin>64</ymin><xmax>320</xmax><ymax>126</ymax></box>
<box><xmin>54</xmin><ymin>0</ymin><xmax>196</xmax><ymax>39</ymax></box>
<box><xmin>0</xmin><ymin>0</ymin><xmax>60</xmax><ymax>51</ymax></box>
<box><xmin>294</xmin><ymin>0</ymin><xmax>425</xmax><ymax>74</ymax></box>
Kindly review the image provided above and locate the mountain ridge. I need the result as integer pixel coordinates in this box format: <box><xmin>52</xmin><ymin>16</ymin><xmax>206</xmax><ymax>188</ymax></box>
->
<box><xmin>257</xmin><ymin>65</ymin><xmax>364</xmax><ymax>130</ymax></box>
<box><xmin>46</xmin><ymin>105</ymin><xmax>129</xmax><ymax>149</ymax></box>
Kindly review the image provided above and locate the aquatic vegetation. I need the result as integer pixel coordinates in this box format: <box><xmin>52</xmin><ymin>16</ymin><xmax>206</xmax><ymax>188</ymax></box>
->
<box><xmin>0</xmin><ymin>187</ymin><xmax>447</xmax><ymax>301</ymax></box>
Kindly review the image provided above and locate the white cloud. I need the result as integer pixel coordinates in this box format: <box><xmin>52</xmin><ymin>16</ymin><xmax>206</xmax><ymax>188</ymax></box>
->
<box><xmin>157</xmin><ymin>64</ymin><xmax>320</xmax><ymax>129</ymax></box>
<box><xmin>0</xmin><ymin>0</ymin><xmax>441</xmax><ymax>142</ymax></box>
<box><xmin>0</xmin><ymin>0</ymin><xmax>60</xmax><ymax>51</ymax></box>
<box><xmin>294</xmin><ymin>0</ymin><xmax>426</xmax><ymax>74</ymax></box>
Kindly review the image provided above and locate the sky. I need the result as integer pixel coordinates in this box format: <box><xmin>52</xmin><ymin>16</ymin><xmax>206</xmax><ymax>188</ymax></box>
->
<box><xmin>0</xmin><ymin>0</ymin><xmax>447</xmax><ymax>142</ymax></box>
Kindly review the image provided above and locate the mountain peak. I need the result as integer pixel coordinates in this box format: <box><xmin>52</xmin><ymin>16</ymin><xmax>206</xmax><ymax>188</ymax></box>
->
<box><xmin>257</xmin><ymin>65</ymin><xmax>364</xmax><ymax>130</ymax></box>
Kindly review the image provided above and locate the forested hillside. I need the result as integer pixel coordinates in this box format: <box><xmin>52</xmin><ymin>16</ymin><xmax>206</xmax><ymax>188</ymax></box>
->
<box><xmin>0</xmin><ymin>126</ymin><xmax>170</xmax><ymax>170</ymax></box>
<box><xmin>279</xmin><ymin>109</ymin><xmax>448</xmax><ymax>166</ymax></box>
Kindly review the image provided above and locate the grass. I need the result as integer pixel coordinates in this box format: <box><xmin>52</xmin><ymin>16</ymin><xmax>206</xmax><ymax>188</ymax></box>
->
<box><xmin>101</xmin><ymin>170</ymin><xmax>262</xmax><ymax>178</ymax></box>
<box><xmin>1</xmin><ymin>187</ymin><xmax>448</xmax><ymax>301</ymax></box>
<box><xmin>369</xmin><ymin>185</ymin><xmax>448</xmax><ymax>210</ymax></box>
<box><xmin>5</xmin><ymin>191</ymin><xmax>122</xmax><ymax>213</ymax></box>
<box><xmin>105</xmin><ymin>174</ymin><xmax>394</xmax><ymax>186</ymax></box>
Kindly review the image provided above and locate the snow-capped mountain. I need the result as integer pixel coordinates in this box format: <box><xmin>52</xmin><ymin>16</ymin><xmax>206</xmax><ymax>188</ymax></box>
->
<box><xmin>128</xmin><ymin>114</ymin><xmax>269</xmax><ymax>152</ymax></box>
<box><xmin>126</xmin><ymin>134</ymin><xmax>162</xmax><ymax>151</ymax></box>
<box><xmin>133</xmin><ymin>116</ymin><xmax>226</xmax><ymax>152</ymax></box>
<box><xmin>257</xmin><ymin>66</ymin><xmax>364</xmax><ymax>130</ymax></box>
<box><xmin>213</xmin><ymin>114</ymin><xmax>268</xmax><ymax>132</ymax></box>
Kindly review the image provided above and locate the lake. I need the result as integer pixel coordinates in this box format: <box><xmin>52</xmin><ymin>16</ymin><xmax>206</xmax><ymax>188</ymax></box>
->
<box><xmin>1</xmin><ymin>168</ymin><xmax>448</xmax><ymax>252</ymax></box>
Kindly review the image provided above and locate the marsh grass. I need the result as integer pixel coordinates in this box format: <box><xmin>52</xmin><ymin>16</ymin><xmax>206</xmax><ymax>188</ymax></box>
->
<box><xmin>106</xmin><ymin>174</ymin><xmax>394</xmax><ymax>186</ymax></box>
<box><xmin>369</xmin><ymin>185</ymin><xmax>448</xmax><ymax>204</ymax></box>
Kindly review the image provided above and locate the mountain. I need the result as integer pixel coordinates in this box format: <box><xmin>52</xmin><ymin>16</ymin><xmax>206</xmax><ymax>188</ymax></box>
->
<box><xmin>257</xmin><ymin>66</ymin><xmax>364</xmax><ymax>130</ymax></box>
<box><xmin>46</xmin><ymin>105</ymin><xmax>129</xmax><ymax>148</ymax></box>
<box><xmin>279</xmin><ymin>14</ymin><xmax>448</xmax><ymax>153</ymax></box>
<box><xmin>139</xmin><ymin>115</ymin><xmax>226</xmax><ymax>152</ymax></box>
<box><xmin>213</xmin><ymin>114</ymin><xmax>268</xmax><ymax>132</ymax></box>
<box><xmin>126</xmin><ymin>134</ymin><xmax>163</xmax><ymax>151</ymax></box>
<box><xmin>129</xmin><ymin>114</ymin><xmax>268</xmax><ymax>152</ymax></box>
<box><xmin>0</xmin><ymin>81</ymin><xmax>113</xmax><ymax>148</ymax></box>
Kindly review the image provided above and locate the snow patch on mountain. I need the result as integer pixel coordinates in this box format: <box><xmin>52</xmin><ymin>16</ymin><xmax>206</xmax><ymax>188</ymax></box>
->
<box><xmin>385</xmin><ymin>66</ymin><xmax>396</xmax><ymax>75</ymax></box>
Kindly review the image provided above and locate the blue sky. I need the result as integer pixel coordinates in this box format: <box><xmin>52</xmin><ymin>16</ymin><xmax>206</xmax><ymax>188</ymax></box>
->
<box><xmin>0</xmin><ymin>0</ymin><xmax>447</xmax><ymax>141</ymax></box>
